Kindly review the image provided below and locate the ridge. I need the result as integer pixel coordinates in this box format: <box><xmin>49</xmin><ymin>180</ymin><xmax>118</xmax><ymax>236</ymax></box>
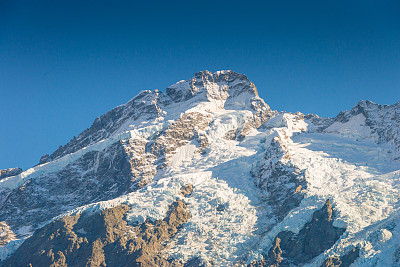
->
<box><xmin>38</xmin><ymin>70</ymin><xmax>270</xmax><ymax>165</ymax></box>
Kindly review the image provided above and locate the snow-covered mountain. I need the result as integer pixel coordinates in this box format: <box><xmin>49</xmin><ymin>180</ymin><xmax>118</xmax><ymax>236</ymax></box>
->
<box><xmin>0</xmin><ymin>70</ymin><xmax>399</xmax><ymax>266</ymax></box>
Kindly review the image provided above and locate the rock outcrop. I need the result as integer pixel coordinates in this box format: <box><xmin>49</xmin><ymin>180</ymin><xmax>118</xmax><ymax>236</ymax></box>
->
<box><xmin>250</xmin><ymin>200</ymin><xmax>346</xmax><ymax>266</ymax></box>
<box><xmin>39</xmin><ymin>89</ymin><xmax>166</xmax><ymax>164</ymax></box>
<box><xmin>327</xmin><ymin>100</ymin><xmax>400</xmax><ymax>156</ymax></box>
<box><xmin>146</xmin><ymin>112</ymin><xmax>212</xmax><ymax>166</ymax></box>
<box><xmin>0</xmin><ymin>222</ymin><xmax>15</xmax><ymax>247</ymax></box>
<box><xmin>180</xmin><ymin>184</ymin><xmax>193</xmax><ymax>197</ymax></box>
<box><xmin>253</xmin><ymin>136</ymin><xmax>307</xmax><ymax>220</ymax></box>
<box><xmin>1</xmin><ymin>71</ymin><xmax>399</xmax><ymax>265</ymax></box>
<box><xmin>322</xmin><ymin>247</ymin><xmax>360</xmax><ymax>267</ymax></box>
<box><xmin>0</xmin><ymin>142</ymin><xmax>134</xmax><ymax>232</ymax></box>
<box><xmin>0</xmin><ymin>168</ymin><xmax>22</xmax><ymax>181</ymax></box>
<box><xmin>39</xmin><ymin>70</ymin><xmax>274</xmax><ymax>165</ymax></box>
<box><xmin>2</xmin><ymin>199</ymin><xmax>191</xmax><ymax>267</ymax></box>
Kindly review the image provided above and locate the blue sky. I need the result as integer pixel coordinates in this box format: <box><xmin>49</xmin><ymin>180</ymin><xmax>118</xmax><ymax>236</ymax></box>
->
<box><xmin>1</xmin><ymin>0</ymin><xmax>400</xmax><ymax>170</ymax></box>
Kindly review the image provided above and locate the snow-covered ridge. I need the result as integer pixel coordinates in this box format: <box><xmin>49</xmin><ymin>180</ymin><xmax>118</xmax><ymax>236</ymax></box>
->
<box><xmin>325</xmin><ymin>100</ymin><xmax>400</xmax><ymax>156</ymax></box>
<box><xmin>253</xmin><ymin>112</ymin><xmax>400</xmax><ymax>266</ymax></box>
<box><xmin>166</xmin><ymin>70</ymin><xmax>259</xmax><ymax>104</ymax></box>
<box><xmin>0</xmin><ymin>122</ymin><xmax>165</xmax><ymax>191</ymax></box>
<box><xmin>40</xmin><ymin>70</ymin><xmax>270</xmax><ymax>165</ymax></box>
<box><xmin>1</xmin><ymin>70</ymin><xmax>400</xmax><ymax>266</ymax></box>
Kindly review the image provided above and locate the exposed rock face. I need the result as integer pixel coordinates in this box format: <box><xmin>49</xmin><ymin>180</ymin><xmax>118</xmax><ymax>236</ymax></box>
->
<box><xmin>322</xmin><ymin>247</ymin><xmax>360</xmax><ymax>267</ymax></box>
<box><xmin>40</xmin><ymin>70</ymin><xmax>273</xmax><ymax>166</ymax></box>
<box><xmin>253</xmin><ymin>136</ymin><xmax>306</xmax><ymax>220</ymax></box>
<box><xmin>236</xmin><ymin>98</ymin><xmax>276</xmax><ymax>140</ymax></box>
<box><xmin>304</xmin><ymin>114</ymin><xmax>334</xmax><ymax>132</ymax></box>
<box><xmin>0</xmin><ymin>142</ymin><xmax>134</xmax><ymax>232</ymax></box>
<box><xmin>184</xmin><ymin>257</ymin><xmax>205</xmax><ymax>267</ymax></box>
<box><xmin>146</xmin><ymin>112</ymin><xmax>212</xmax><ymax>167</ymax></box>
<box><xmin>254</xmin><ymin>200</ymin><xmax>346</xmax><ymax>266</ymax></box>
<box><xmin>180</xmin><ymin>184</ymin><xmax>193</xmax><ymax>197</ymax></box>
<box><xmin>2</xmin><ymin>199</ymin><xmax>191</xmax><ymax>267</ymax></box>
<box><xmin>0</xmin><ymin>168</ymin><xmax>22</xmax><ymax>181</ymax></box>
<box><xmin>0</xmin><ymin>222</ymin><xmax>15</xmax><ymax>247</ymax></box>
<box><xmin>39</xmin><ymin>89</ymin><xmax>167</xmax><ymax>164</ymax></box>
<box><xmin>121</xmin><ymin>137</ymin><xmax>158</xmax><ymax>190</ymax></box>
<box><xmin>0</xmin><ymin>115</ymin><xmax>212</xmax><ymax>238</ymax></box>
<box><xmin>2</xmin><ymin>71</ymin><xmax>399</xmax><ymax>265</ymax></box>
<box><xmin>40</xmin><ymin>90</ymin><xmax>167</xmax><ymax>164</ymax></box>
<box><xmin>328</xmin><ymin>100</ymin><xmax>400</xmax><ymax>155</ymax></box>
<box><xmin>166</xmin><ymin>70</ymin><xmax>259</xmax><ymax>104</ymax></box>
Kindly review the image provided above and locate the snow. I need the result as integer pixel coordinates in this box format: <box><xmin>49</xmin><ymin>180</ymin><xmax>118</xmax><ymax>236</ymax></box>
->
<box><xmin>0</xmin><ymin>239</ymin><xmax>25</xmax><ymax>261</ymax></box>
<box><xmin>1</xmin><ymin>75</ymin><xmax>399</xmax><ymax>266</ymax></box>
<box><xmin>168</xmin><ymin>142</ymin><xmax>198</xmax><ymax>167</ymax></box>
<box><xmin>289</xmin><ymin>132</ymin><xmax>400</xmax><ymax>233</ymax></box>
<box><xmin>325</xmin><ymin>113</ymin><xmax>377</xmax><ymax>141</ymax></box>
<box><xmin>241</xmin><ymin>112</ymin><xmax>400</xmax><ymax>265</ymax></box>
<box><xmin>0</xmin><ymin>122</ymin><xmax>165</xmax><ymax>191</ymax></box>
<box><xmin>6</xmin><ymin>107</ymin><xmax>399</xmax><ymax>265</ymax></box>
<box><xmin>27</xmin><ymin>107</ymin><xmax>272</xmax><ymax>266</ymax></box>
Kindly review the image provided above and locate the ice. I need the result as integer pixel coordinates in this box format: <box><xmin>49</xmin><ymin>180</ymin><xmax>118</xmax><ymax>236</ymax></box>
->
<box><xmin>169</xmin><ymin>142</ymin><xmax>198</xmax><ymax>167</ymax></box>
<box><xmin>325</xmin><ymin>113</ymin><xmax>377</xmax><ymax>141</ymax></box>
<box><xmin>289</xmin><ymin>132</ymin><xmax>400</xmax><ymax>232</ymax></box>
<box><xmin>1</xmin><ymin>76</ymin><xmax>399</xmax><ymax>266</ymax></box>
<box><xmin>26</xmin><ymin>107</ymin><xmax>272</xmax><ymax>266</ymax></box>
<box><xmin>0</xmin><ymin>239</ymin><xmax>24</xmax><ymax>261</ymax></box>
<box><xmin>0</xmin><ymin>122</ymin><xmax>165</xmax><ymax>191</ymax></box>
<box><xmin>247</xmin><ymin>113</ymin><xmax>400</xmax><ymax>265</ymax></box>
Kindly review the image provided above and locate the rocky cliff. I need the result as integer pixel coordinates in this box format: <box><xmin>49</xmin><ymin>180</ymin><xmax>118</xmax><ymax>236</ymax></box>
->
<box><xmin>1</xmin><ymin>71</ymin><xmax>399</xmax><ymax>266</ymax></box>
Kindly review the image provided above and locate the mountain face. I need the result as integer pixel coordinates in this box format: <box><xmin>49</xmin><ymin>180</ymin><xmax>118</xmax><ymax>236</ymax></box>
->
<box><xmin>0</xmin><ymin>168</ymin><xmax>22</xmax><ymax>181</ymax></box>
<box><xmin>0</xmin><ymin>70</ymin><xmax>399</xmax><ymax>266</ymax></box>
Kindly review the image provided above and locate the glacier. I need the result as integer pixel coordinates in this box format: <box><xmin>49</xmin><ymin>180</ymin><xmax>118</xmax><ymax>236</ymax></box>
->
<box><xmin>0</xmin><ymin>70</ymin><xmax>399</xmax><ymax>266</ymax></box>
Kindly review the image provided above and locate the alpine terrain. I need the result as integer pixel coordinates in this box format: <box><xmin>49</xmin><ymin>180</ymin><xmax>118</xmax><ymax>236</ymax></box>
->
<box><xmin>1</xmin><ymin>70</ymin><xmax>400</xmax><ymax>266</ymax></box>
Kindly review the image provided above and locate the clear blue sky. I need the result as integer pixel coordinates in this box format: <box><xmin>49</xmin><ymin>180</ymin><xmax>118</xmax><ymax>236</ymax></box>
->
<box><xmin>1</xmin><ymin>0</ymin><xmax>400</xmax><ymax>170</ymax></box>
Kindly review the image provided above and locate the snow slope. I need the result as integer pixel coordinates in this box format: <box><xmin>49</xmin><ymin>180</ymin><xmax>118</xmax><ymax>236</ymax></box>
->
<box><xmin>1</xmin><ymin>71</ymin><xmax>399</xmax><ymax>266</ymax></box>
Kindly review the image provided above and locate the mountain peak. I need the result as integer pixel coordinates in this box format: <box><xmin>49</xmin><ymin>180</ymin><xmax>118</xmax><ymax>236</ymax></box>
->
<box><xmin>2</xmin><ymin>70</ymin><xmax>400</xmax><ymax>266</ymax></box>
<box><xmin>166</xmin><ymin>70</ymin><xmax>259</xmax><ymax>104</ymax></box>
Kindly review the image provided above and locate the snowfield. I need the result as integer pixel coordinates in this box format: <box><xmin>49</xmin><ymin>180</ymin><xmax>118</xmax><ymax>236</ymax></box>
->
<box><xmin>1</xmin><ymin>71</ymin><xmax>399</xmax><ymax>266</ymax></box>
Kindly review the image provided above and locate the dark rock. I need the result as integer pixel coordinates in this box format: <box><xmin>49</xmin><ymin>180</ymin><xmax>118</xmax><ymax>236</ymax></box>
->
<box><xmin>322</xmin><ymin>247</ymin><xmax>360</xmax><ymax>267</ymax></box>
<box><xmin>305</xmin><ymin>114</ymin><xmax>334</xmax><ymax>132</ymax></box>
<box><xmin>2</xmin><ymin>199</ymin><xmax>191</xmax><ymax>267</ymax></box>
<box><xmin>38</xmin><ymin>154</ymin><xmax>50</xmax><ymax>165</ymax></box>
<box><xmin>184</xmin><ymin>257</ymin><xmax>205</xmax><ymax>267</ymax></box>
<box><xmin>250</xmin><ymin>200</ymin><xmax>346</xmax><ymax>266</ymax></box>
<box><xmin>216</xmin><ymin>204</ymin><xmax>227</xmax><ymax>212</ymax></box>
<box><xmin>42</xmin><ymin>89</ymin><xmax>166</xmax><ymax>164</ymax></box>
<box><xmin>180</xmin><ymin>184</ymin><xmax>193</xmax><ymax>197</ymax></box>
<box><xmin>39</xmin><ymin>70</ymin><xmax>274</xmax><ymax>165</ymax></box>
<box><xmin>0</xmin><ymin>142</ymin><xmax>134</xmax><ymax>233</ymax></box>
<box><xmin>166</xmin><ymin>70</ymin><xmax>259</xmax><ymax>103</ymax></box>
<box><xmin>329</xmin><ymin>100</ymin><xmax>400</xmax><ymax>153</ymax></box>
<box><xmin>0</xmin><ymin>168</ymin><xmax>23</xmax><ymax>180</ymax></box>
<box><xmin>253</xmin><ymin>137</ymin><xmax>307</xmax><ymax>220</ymax></box>
<box><xmin>0</xmin><ymin>222</ymin><xmax>16</xmax><ymax>247</ymax></box>
<box><xmin>146</xmin><ymin>112</ymin><xmax>212</xmax><ymax>165</ymax></box>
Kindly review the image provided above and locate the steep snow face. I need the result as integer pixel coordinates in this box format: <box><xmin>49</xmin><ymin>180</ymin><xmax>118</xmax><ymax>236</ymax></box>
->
<box><xmin>327</xmin><ymin>100</ymin><xmax>400</xmax><ymax>157</ymax></box>
<box><xmin>293</xmin><ymin>134</ymin><xmax>400</xmax><ymax>266</ymax></box>
<box><xmin>39</xmin><ymin>70</ymin><xmax>273</xmax><ymax>164</ymax></box>
<box><xmin>255</xmin><ymin>114</ymin><xmax>400</xmax><ymax>266</ymax></box>
<box><xmin>325</xmin><ymin>113</ymin><xmax>376</xmax><ymax>140</ymax></box>
<box><xmin>1</xmin><ymin>71</ymin><xmax>400</xmax><ymax>266</ymax></box>
<box><xmin>0</xmin><ymin>71</ymin><xmax>277</xmax><ymax>264</ymax></box>
<box><xmin>0</xmin><ymin>168</ymin><xmax>22</xmax><ymax>181</ymax></box>
<box><xmin>166</xmin><ymin>70</ymin><xmax>260</xmax><ymax>108</ymax></box>
<box><xmin>1</xmin><ymin>108</ymin><xmax>272</xmax><ymax>265</ymax></box>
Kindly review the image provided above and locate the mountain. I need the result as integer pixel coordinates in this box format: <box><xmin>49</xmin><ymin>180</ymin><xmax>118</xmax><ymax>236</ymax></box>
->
<box><xmin>0</xmin><ymin>70</ymin><xmax>399</xmax><ymax>266</ymax></box>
